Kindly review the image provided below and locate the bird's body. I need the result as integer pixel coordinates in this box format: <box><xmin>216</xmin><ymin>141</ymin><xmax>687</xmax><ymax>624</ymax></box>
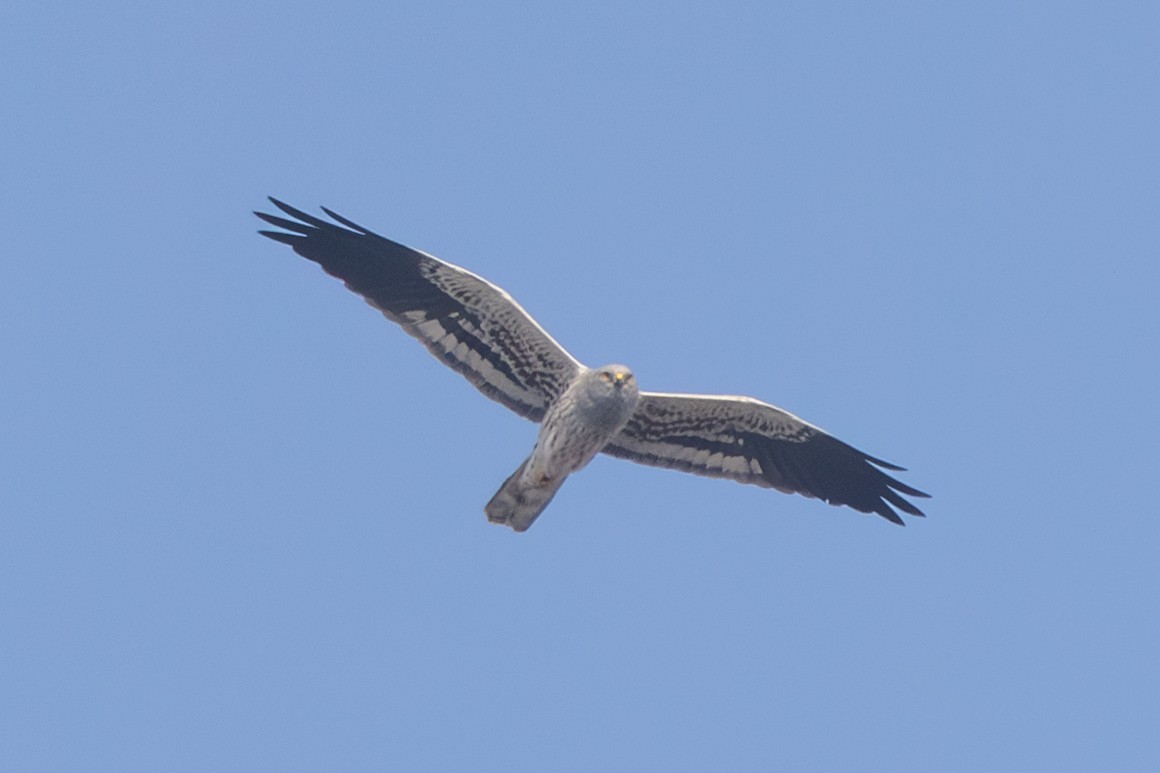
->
<box><xmin>487</xmin><ymin>364</ymin><xmax>639</xmax><ymax>530</ymax></box>
<box><xmin>256</xmin><ymin>199</ymin><xmax>929</xmax><ymax>531</ymax></box>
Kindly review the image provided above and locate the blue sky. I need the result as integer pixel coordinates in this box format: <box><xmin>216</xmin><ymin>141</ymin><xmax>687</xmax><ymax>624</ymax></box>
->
<box><xmin>2</xmin><ymin>2</ymin><xmax>1157</xmax><ymax>770</ymax></box>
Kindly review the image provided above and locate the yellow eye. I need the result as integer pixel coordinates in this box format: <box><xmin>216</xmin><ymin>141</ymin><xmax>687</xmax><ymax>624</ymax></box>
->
<box><xmin>599</xmin><ymin>371</ymin><xmax>613</xmax><ymax>383</ymax></box>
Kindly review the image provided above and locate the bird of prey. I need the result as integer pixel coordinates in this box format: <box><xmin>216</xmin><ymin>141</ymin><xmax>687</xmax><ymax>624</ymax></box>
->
<box><xmin>256</xmin><ymin>198</ymin><xmax>929</xmax><ymax>532</ymax></box>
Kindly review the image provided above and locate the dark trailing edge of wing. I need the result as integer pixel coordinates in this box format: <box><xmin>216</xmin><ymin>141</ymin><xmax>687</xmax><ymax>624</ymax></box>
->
<box><xmin>758</xmin><ymin>432</ymin><xmax>928</xmax><ymax>525</ymax></box>
<box><xmin>604</xmin><ymin>419</ymin><xmax>929</xmax><ymax>526</ymax></box>
<box><xmin>256</xmin><ymin>198</ymin><xmax>468</xmax><ymax>322</ymax></box>
<box><xmin>255</xmin><ymin>198</ymin><xmax>570</xmax><ymax>421</ymax></box>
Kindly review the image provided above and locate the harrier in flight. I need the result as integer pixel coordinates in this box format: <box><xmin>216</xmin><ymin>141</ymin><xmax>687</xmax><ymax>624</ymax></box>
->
<box><xmin>256</xmin><ymin>199</ymin><xmax>928</xmax><ymax>531</ymax></box>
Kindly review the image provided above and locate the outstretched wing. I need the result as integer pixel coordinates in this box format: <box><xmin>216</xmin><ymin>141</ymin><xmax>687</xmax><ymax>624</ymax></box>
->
<box><xmin>256</xmin><ymin>198</ymin><xmax>583</xmax><ymax>422</ymax></box>
<box><xmin>603</xmin><ymin>392</ymin><xmax>929</xmax><ymax>524</ymax></box>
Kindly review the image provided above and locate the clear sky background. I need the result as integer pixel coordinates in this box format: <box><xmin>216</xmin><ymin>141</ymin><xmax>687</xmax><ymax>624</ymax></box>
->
<box><xmin>2</xmin><ymin>2</ymin><xmax>1157</xmax><ymax>771</ymax></box>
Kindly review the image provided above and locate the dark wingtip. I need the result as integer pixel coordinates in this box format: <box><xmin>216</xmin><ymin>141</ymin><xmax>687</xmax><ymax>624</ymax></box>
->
<box><xmin>866</xmin><ymin>454</ymin><xmax>906</xmax><ymax>472</ymax></box>
<box><xmin>882</xmin><ymin>509</ymin><xmax>906</xmax><ymax>526</ymax></box>
<box><xmin>258</xmin><ymin>198</ymin><xmax>373</xmax><ymax>239</ymax></box>
<box><xmin>254</xmin><ymin>210</ymin><xmax>287</xmax><ymax>227</ymax></box>
<box><xmin>890</xmin><ymin>480</ymin><xmax>931</xmax><ymax>499</ymax></box>
<box><xmin>255</xmin><ymin>209</ymin><xmax>317</xmax><ymax>237</ymax></box>
<box><xmin>321</xmin><ymin>205</ymin><xmax>385</xmax><ymax>238</ymax></box>
<box><xmin>273</xmin><ymin>198</ymin><xmax>332</xmax><ymax>228</ymax></box>
<box><xmin>257</xmin><ymin>229</ymin><xmax>300</xmax><ymax>246</ymax></box>
<box><xmin>267</xmin><ymin>196</ymin><xmax>296</xmax><ymax>215</ymax></box>
<box><xmin>895</xmin><ymin>499</ymin><xmax>926</xmax><ymax>518</ymax></box>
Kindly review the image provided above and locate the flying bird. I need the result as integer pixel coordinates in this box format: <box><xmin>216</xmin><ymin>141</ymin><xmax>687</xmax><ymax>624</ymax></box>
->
<box><xmin>256</xmin><ymin>199</ymin><xmax>929</xmax><ymax>532</ymax></box>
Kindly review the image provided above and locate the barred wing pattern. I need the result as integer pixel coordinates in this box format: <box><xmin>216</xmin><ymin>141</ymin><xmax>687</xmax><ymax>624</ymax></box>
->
<box><xmin>256</xmin><ymin>199</ymin><xmax>583</xmax><ymax>422</ymax></box>
<box><xmin>604</xmin><ymin>392</ymin><xmax>929</xmax><ymax>524</ymax></box>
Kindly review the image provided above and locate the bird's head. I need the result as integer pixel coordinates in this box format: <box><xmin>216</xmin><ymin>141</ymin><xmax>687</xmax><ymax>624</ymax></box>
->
<box><xmin>594</xmin><ymin>364</ymin><xmax>636</xmax><ymax>391</ymax></box>
<box><xmin>578</xmin><ymin>364</ymin><xmax>639</xmax><ymax>428</ymax></box>
<box><xmin>585</xmin><ymin>363</ymin><xmax>640</xmax><ymax>414</ymax></box>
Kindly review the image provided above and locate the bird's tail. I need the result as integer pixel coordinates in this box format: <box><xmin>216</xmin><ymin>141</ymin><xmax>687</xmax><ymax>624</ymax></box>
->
<box><xmin>485</xmin><ymin>456</ymin><xmax>566</xmax><ymax>532</ymax></box>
